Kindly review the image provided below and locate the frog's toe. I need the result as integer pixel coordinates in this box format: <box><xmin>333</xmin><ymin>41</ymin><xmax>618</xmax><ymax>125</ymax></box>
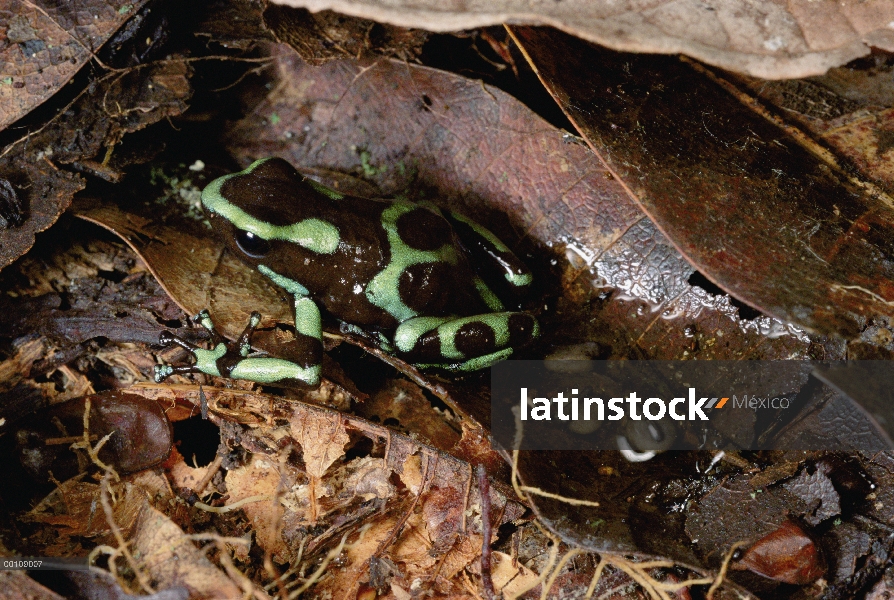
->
<box><xmin>153</xmin><ymin>364</ymin><xmax>174</xmax><ymax>383</ymax></box>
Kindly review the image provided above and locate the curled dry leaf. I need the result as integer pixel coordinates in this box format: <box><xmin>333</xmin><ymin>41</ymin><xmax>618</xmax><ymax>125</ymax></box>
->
<box><xmin>0</xmin><ymin>0</ymin><xmax>150</xmax><ymax>131</ymax></box>
<box><xmin>273</xmin><ymin>0</ymin><xmax>894</xmax><ymax>79</ymax></box>
<box><xmin>106</xmin><ymin>472</ymin><xmax>247</xmax><ymax>598</ymax></box>
<box><xmin>510</xmin><ymin>26</ymin><xmax>894</xmax><ymax>338</ymax></box>
<box><xmin>157</xmin><ymin>386</ymin><xmax>527</xmax><ymax>597</ymax></box>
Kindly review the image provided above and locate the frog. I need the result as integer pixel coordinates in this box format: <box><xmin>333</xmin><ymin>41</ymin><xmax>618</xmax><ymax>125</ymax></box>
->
<box><xmin>153</xmin><ymin>157</ymin><xmax>538</xmax><ymax>387</ymax></box>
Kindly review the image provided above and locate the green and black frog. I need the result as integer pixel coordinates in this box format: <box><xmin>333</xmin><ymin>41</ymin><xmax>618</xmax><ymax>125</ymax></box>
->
<box><xmin>154</xmin><ymin>157</ymin><xmax>539</xmax><ymax>387</ymax></box>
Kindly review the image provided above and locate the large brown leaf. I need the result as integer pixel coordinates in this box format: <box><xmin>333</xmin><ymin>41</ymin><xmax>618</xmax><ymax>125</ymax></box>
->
<box><xmin>273</xmin><ymin>0</ymin><xmax>894</xmax><ymax>79</ymax></box>
<box><xmin>510</xmin><ymin>26</ymin><xmax>894</xmax><ymax>338</ymax></box>
<box><xmin>226</xmin><ymin>47</ymin><xmax>694</xmax><ymax>307</ymax></box>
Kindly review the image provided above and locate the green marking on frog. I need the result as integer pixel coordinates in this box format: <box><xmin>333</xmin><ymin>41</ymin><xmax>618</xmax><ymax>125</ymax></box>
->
<box><xmin>474</xmin><ymin>277</ymin><xmax>504</xmax><ymax>312</ymax></box>
<box><xmin>438</xmin><ymin>313</ymin><xmax>511</xmax><ymax>361</ymax></box>
<box><xmin>307</xmin><ymin>178</ymin><xmax>345</xmax><ymax>200</ymax></box>
<box><xmin>394</xmin><ymin>316</ymin><xmax>453</xmax><ymax>354</ymax></box>
<box><xmin>193</xmin><ymin>344</ymin><xmax>227</xmax><ymax>377</ymax></box>
<box><xmin>230</xmin><ymin>358</ymin><xmax>320</xmax><ymax>386</ymax></box>
<box><xmin>449</xmin><ymin>211</ymin><xmax>533</xmax><ymax>287</ymax></box>
<box><xmin>202</xmin><ymin>159</ymin><xmax>340</xmax><ymax>255</ymax></box>
<box><xmin>258</xmin><ymin>265</ymin><xmax>310</xmax><ymax>296</ymax></box>
<box><xmin>365</xmin><ymin>202</ymin><xmax>459</xmax><ymax>322</ymax></box>
<box><xmin>293</xmin><ymin>296</ymin><xmax>321</xmax><ymax>339</ymax></box>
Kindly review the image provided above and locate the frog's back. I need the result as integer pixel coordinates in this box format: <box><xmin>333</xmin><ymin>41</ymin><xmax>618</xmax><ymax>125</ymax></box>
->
<box><xmin>206</xmin><ymin>158</ymin><xmax>485</xmax><ymax>329</ymax></box>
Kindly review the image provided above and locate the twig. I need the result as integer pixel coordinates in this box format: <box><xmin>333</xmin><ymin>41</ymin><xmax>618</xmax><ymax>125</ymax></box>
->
<box><xmin>477</xmin><ymin>465</ymin><xmax>495</xmax><ymax>600</ymax></box>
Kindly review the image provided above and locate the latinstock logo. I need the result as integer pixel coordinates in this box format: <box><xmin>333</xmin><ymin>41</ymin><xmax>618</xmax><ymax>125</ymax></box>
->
<box><xmin>518</xmin><ymin>388</ymin><xmax>729</xmax><ymax>422</ymax></box>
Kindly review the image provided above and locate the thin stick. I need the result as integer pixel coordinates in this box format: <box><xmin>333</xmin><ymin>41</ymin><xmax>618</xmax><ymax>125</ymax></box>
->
<box><xmin>477</xmin><ymin>465</ymin><xmax>495</xmax><ymax>600</ymax></box>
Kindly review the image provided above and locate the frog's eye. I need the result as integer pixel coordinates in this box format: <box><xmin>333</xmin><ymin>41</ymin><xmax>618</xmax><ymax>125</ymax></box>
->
<box><xmin>235</xmin><ymin>229</ymin><xmax>271</xmax><ymax>258</ymax></box>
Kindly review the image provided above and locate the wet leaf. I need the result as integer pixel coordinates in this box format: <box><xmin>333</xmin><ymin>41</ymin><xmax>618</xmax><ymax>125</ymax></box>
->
<box><xmin>273</xmin><ymin>0</ymin><xmax>894</xmax><ymax>79</ymax></box>
<box><xmin>0</xmin><ymin>0</ymin><xmax>150</xmax><ymax>131</ymax></box>
<box><xmin>510</xmin><ymin>26</ymin><xmax>894</xmax><ymax>338</ymax></box>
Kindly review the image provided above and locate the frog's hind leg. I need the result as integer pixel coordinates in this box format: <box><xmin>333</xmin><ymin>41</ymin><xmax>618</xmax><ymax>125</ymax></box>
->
<box><xmin>154</xmin><ymin>297</ymin><xmax>323</xmax><ymax>387</ymax></box>
<box><xmin>394</xmin><ymin>312</ymin><xmax>539</xmax><ymax>371</ymax></box>
<box><xmin>228</xmin><ymin>296</ymin><xmax>322</xmax><ymax>386</ymax></box>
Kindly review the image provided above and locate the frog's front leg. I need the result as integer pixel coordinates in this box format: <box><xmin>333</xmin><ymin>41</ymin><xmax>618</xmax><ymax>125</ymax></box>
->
<box><xmin>394</xmin><ymin>312</ymin><xmax>539</xmax><ymax>371</ymax></box>
<box><xmin>154</xmin><ymin>297</ymin><xmax>323</xmax><ymax>387</ymax></box>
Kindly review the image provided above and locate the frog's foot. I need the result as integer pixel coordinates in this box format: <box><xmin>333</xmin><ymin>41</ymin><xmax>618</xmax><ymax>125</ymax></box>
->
<box><xmin>393</xmin><ymin>312</ymin><xmax>538</xmax><ymax>371</ymax></box>
<box><xmin>154</xmin><ymin>305</ymin><xmax>322</xmax><ymax>387</ymax></box>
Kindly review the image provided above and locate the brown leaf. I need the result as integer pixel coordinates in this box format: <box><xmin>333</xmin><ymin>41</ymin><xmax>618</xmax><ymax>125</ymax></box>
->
<box><xmin>75</xmin><ymin>204</ymin><xmax>292</xmax><ymax>338</ymax></box>
<box><xmin>226</xmin><ymin>46</ymin><xmax>694</xmax><ymax>311</ymax></box>
<box><xmin>272</xmin><ymin>0</ymin><xmax>894</xmax><ymax>79</ymax></box>
<box><xmin>109</xmin><ymin>474</ymin><xmax>245</xmax><ymax>598</ymax></box>
<box><xmin>510</xmin><ymin>26</ymin><xmax>894</xmax><ymax>338</ymax></box>
<box><xmin>0</xmin><ymin>0</ymin><xmax>151</xmax><ymax>131</ymax></box>
<box><xmin>734</xmin><ymin>519</ymin><xmax>826</xmax><ymax>585</ymax></box>
<box><xmin>0</xmin><ymin>160</ymin><xmax>84</xmax><ymax>273</ymax></box>
<box><xmin>291</xmin><ymin>408</ymin><xmax>349</xmax><ymax>479</ymax></box>
<box><xmin>225</xmin><ymin>454</ymin><xmax>290</xmax><ymax>560</ymax></box>
<box><xmin>0</xmin><ymin>58</ymin><xmax>192</xmax><ymax>270</ymax></box>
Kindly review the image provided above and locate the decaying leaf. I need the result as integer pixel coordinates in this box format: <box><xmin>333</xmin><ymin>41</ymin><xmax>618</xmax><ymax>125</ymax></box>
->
<box><xmin>0</xmin><ymin>0</ymin><xmax>151</xmax><ymax>131</ymax></box>
<box><xmin>0</xmin><ymin>57</ymin><xmax>192</xmax><ymax>270</ymax></box>
<box><xmin>510</xmin><ymin>26</ymin><xmax>894</xmax><ymax>339</ymax></box>
<box><xmin>273</xmin><ymin>0</ymin><xmax>894</xmax><ymax>79</ymax></box>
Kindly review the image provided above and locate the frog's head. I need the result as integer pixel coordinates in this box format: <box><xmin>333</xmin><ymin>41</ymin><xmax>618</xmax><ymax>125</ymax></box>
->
<box><xmin>201</xmin><ymin>158</ymin><xmax>342</xmax><ymax>268</ymax></box>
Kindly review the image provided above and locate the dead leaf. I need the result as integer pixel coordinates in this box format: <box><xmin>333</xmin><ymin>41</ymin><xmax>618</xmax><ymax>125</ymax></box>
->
<box><xmin>291</xmin><ymin>409</ymin><xmax>349</xmax><ymax>478</ymax></box>
<box><xmin>510</xmin><ymin>26</ymin><xmax>894</xmax><ymax>338</ymax></box>
<box><xmin>273</xmin><ymin>0</ymin><xmax>894</xmax><ymax>79</ymax></box>
<box><xmin>225</xmin><ymin>454</ymin><xmax>290</xmax><ymax>560</ymax></box>
<box><xmin>0</xmin><ymin>58</ymin><xmax>192</xmax><ymax>270</ymax></box>
<box><xmin>0</xmin><ymin>0</ymin><xmax>151</xmax><ymax>131</ymax></box>
<box><xmin>108</xmin><ymin>473</ymin><xmax>248</xmax><ymax>598</ymax></box>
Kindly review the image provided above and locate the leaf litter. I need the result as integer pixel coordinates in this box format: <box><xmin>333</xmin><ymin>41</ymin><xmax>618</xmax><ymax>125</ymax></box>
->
<box><xmin>2</xmin><ymin>3</ymin><xmax>893</xmax><ymax>598</ymax></box>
